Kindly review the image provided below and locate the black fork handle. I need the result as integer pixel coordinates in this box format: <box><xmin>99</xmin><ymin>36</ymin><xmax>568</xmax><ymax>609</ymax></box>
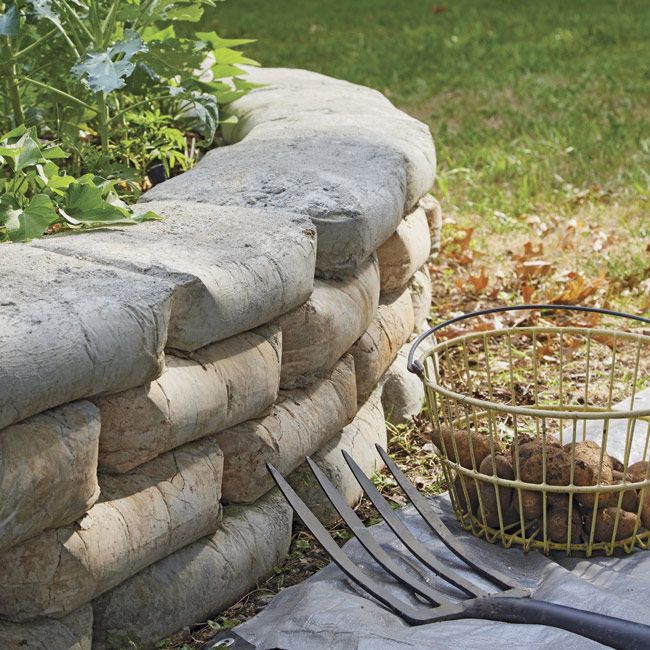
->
<box><xmin>460</xmin><ymin>596</ymin><xmax>650</xmax><ymax>650</ymax></box>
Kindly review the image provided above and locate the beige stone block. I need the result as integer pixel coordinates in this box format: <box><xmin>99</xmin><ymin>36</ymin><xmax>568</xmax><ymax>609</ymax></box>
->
<box><xmin>0</xmin><ymin>438</ymin><xmax>223</xmax><ymax>620</ymax></box>
<box><xmin>409</xmin><ymin>265</ymin><xmax>432</xmax><ymax>338</ymax></box>
<box><xmin>350</xmin><ymin>288</ymin><xmax>415</xmax><ymax>405</ymax></box>
<box><xmin>96</xmin><ymin>326</ymin><xmax>281</xmax><ymax>472</ymax></box>
<box><xmin>0</xmin><ymin>401</ymin><xmax>100</xmax><ymax>553</ymax></box>
<box><xmin>215</xmin><ymin>356</ymin><xmax>357</xmax><ymax>504</ymax></box>
<box><xmin>289</xmin><ymin>386</ymin><xmax>387</xmax><ymax>523</ymax></box>
<box><xmin>377</xmin><ymin>207</ymin><xmax>431</xmax><ymax>292</ymax></box>
<box><xmin>92</xmin><ymin>490</ymin><xmax>292</xmax><ymax>650</ymax></box>
<box><xmin>278</xmin><ymin>256</ymin><xmax>379</xmax><ymax>388</ymax></box>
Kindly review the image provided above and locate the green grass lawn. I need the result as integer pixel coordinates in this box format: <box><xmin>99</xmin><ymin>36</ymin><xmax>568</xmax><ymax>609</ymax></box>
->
<box><xmin>207</xmin><ymin>0</ymin><xmax>649</xmax><ymax>223</ymax></box>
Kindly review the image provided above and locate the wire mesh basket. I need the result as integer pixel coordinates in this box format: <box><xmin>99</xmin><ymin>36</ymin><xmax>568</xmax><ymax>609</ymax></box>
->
<box><xmin>408</xmin><ymin>305</ymin><xmax>650</xmax><ymax>555</ymax></box>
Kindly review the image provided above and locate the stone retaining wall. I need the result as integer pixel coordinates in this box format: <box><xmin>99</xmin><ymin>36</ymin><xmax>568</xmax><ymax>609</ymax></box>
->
<box><xmin>0</xmin><ymin>67</ymin><xmax>437</xmax><ymax>649</ymax></box>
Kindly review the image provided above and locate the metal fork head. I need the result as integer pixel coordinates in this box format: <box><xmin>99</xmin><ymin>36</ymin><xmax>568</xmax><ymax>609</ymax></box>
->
<box><xmin>266</xmin><ymin>446</ymin><xmax>527</xmax><ymax>625</ymax></box>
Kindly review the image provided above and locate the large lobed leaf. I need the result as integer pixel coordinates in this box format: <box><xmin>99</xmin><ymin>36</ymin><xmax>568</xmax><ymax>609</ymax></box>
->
<box><xmin>72</xmin><ymin>31</ymin><xmax>148</xmax><ymax>95</ymax></box>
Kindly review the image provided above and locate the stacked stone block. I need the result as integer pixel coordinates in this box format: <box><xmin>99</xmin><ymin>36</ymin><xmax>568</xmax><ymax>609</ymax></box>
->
<box><xmin>0</xmin><ymin>67</ymin><xmax>437</xmax><ymax>649</ymax></box>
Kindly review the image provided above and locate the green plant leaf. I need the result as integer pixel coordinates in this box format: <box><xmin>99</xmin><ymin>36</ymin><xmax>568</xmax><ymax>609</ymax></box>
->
<box><xmin>0</xmin><ymin>129</ymin><xmax>44</xmax><ymax>172</ymax></box>
<box><xmin>173</xmin><ymin>88</ymin><xmax>219</xmax><ymax>142</ymax></box>
<box><xmin>196</xmin><ymin>31</ymin><xmax>256</xmax><ymax>49</ymax></box>
<box><xmin>72</xmin><ymin>31</ymin><xmax>147</xmax><ymax>95</ymax></box>
<box><xmin>0</xmin><ymin>3</ymin><xmax>19</xmax><ymax>37</ymax></box>
<box><xmin>0</xmin><ymin>193</ymin><xmax>58</xmax><ymax>241</ymax></box>
<box><xmin>61</xmin><ymin>179</ymin><xmax>131</xmax><ymax>224</ymax></box>
<box><xmin>140</xmin><ymin>37</ymin><xmax>204</xmax><ymax>78</ymax></box>
<box><xmin>28</xmin><ymin>0</ymin><xmax>63</xmax><ymax>29</ymax></box>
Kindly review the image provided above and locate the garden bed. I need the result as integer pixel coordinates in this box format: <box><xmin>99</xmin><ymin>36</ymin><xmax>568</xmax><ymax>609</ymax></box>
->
<box><xmin>0</xmin><ymin>64</ymin><xmax>437</xmax><ymax>649</ymax></box>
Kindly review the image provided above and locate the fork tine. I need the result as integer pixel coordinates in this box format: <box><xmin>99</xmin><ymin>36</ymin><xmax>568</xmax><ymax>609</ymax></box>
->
<box><xmin>266</xmin><ymin>462</ymin><xmax>445</xmax><ymax>624</ymax></box>
<box><xmin>305</xmin><ymin>456</ymin><xmax>454</xmax><ymax>606</ymax></box>
<box><xmin>375</xmin><ymin>444</ymin><xmax>520</xmax><ymax>591</ymax></box>
<box><xmin>341</xmin><ymin>449</ymin><xmax>487</xmax><ymax>598</ymax></box>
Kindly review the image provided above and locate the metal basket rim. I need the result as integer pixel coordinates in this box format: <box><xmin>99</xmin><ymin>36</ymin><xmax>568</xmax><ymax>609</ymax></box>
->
<box><xmin>410</xmin><ymin>304</ymin><xmax>650</xmax><ymax>419</ymax></box>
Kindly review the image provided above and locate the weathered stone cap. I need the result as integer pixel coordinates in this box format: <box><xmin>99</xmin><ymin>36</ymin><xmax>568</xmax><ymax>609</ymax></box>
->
<box><xmin>143</xmin><ymin>136</ymin><xmax>407</xmax><ymax>278</ymax></box>
<box><xmin>0</xmin><ymin>246</ymin><xmax>173</xmax><ymax>430</ymax></box>
<box><xmin>225</xmin><ymin>66</ymin><xmax>437</xmax><ymax>209</ymax></box>
<box><xmin>33</xmin><ymin>200</ymin><xmax>316</xmax><ymax>350</ymax></box>
<box><xmin>144</xmin><ymin>67</ymin><xmax>435</xmax><ymax>277</ymax></box>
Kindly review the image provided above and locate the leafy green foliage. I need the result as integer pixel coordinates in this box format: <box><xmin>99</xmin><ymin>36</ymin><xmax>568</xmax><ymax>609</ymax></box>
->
<box><xmin>0</xmin><ymin>0</ymin><xmax>257</xmax><ymax>241</ymax></box>
<box><xmin>0</xmin><ymin>125</ymin><xmax>157</xmax><ymax>242</ymax></box>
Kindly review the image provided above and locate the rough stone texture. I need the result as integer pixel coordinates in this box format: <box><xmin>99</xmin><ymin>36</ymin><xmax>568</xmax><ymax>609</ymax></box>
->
<box><xmin>215</xmin><ymin>356</ymin><xmax>358</xmax><ymax>504</ymax></box>
<box><xmin>376</xmin><ymin>207</ymin><xmax>431</xmax><ymax>293</ymax></box>
<box><xmin>95</xmin><ymin>325</ymin><xmax>281</xmax><ymax>472</ymax></box>
<box><xmin>34</xmin><ymin>201</ymin><xmax>316</xmax><ymax>350</ymax></box>
<box><xmin>92</xmin><ymin>489</ymin><xmax>292</xmax><ymax>650</ymax></box>
<box><xmin>224</xmin><ymin>67</ymin><xmax>436</xmax><ymax>209</ymax></box>
<box><xmin>0</xmin><ymin>402</ymin><xmax>100</xmax><ymax>553</ymax></box>
<box><xmin>350</xmin><ymin>288</ymin><xmax>415</xmax><ymax>406</ymax></box>
<box><xmin>277</xmin><ymin>256</ymin><xmax>379</xmax><ymax>388</ymax></box>
<box><xmin>0</xmin><ymin>605</ymin><xmax>92</xmax><ymax>650</ymax></box>
<box><xmin>409</xmin><ymin>265</ymin><xmax>432</xmax><ymax>337</ymax></box>
<box><xmin>381</xmin><ymin>344</ymin><xmax>426</xmax><ymax>426</ymax></box>
<box><xmin>289</xmin><ymin>386</ymin><xmax>387</xmax><ymax>523</ymax></box>
<box><xmin>419</xmin><ymin>194</ymin><xmax>443</xmax><ymax>259</ymax></box>
<box><xmin>143</xmin><ymin>137</ymin><xmax>407</xmax><ymax>278</ymax></box>
<box><xmin>0</xmin><ymin>246</ymin><xmax>173</xmax><ymax>431</ymax></box>
<box><xmin>0</xmin><ymin>438</ymin><xmax>223</xmax><ymax>620</ymax></box>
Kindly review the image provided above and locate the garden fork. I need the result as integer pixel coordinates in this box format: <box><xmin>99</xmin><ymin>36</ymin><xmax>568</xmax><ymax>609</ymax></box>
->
<box><xmin>268</xmin><ymin>446</ymin><xmax>650</xmax><ymax>650</ymax></box>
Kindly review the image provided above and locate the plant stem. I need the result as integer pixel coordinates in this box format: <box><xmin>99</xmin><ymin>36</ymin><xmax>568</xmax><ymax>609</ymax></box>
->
<box><xmin>97</xmin><ymin>92</ymin><xmax>110</xmax><ymax>157</ymax></box>
<box><xmin>2</xmin><ymin>39</ymin><xmax>25</xmax><ymax>125</ymax></box>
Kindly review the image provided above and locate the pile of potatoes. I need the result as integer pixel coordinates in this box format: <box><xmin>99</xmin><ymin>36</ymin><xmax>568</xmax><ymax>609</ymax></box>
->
<box><xmin>432</xmin><ymin>426</ymin><xmax>650</xmax><ymax>545</ymax></box>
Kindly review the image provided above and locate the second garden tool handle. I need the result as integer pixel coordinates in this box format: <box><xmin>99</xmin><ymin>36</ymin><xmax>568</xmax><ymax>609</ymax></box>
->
<box><xmin>463</xmin><ymin>596</ymin><xmax>650</xmax><ymax>650</ymax></box>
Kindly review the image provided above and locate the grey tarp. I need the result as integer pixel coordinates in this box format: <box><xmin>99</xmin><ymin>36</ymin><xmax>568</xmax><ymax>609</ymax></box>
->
<box><xmin>236</xmin><ymin>495</ymin><xmax>650</xmax><ymax>649</ymax></box>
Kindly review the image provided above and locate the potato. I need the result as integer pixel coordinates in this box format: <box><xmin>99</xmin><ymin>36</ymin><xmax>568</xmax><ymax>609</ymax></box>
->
<box><xmin>453</xmin><ymin>475</ymin><xmax>478</xmax><ymax>515</ymax></box>
<box><xmin>590</xmin><ymin>507</ymin><xmax>639</xmax><ymax>542</ymax></box>
<box><xmin>481</xmin><ymin>502</ymin><xmax>520</xmax><ymax>528</ymax></box>
<box><xmin>520</xmin><ymin>446</ymin><xmax>571</xmax><ymax>486</ymax></box>
<box><xmin>641</xmin><ymin>489</ymin><xmax>650</xmax><ymax>529</ymax></box>
<box><xmin>513</xmin><ymin>489</ymin><xmax>543</xmax><ymax>520</ymax></box>
<box><xmin>629</xmin><ymin>461</ymin><xmax>649</xmax><ymax>483</ymax></box>
<box><xmin>478</xmin><ymin>454</ymin><xmax>514</xmax><ymax>523</ymax></box>
<box><xmin>564</xmin><ymin>440</ymin><xmax>614</xmax><ymax>509</ymax></box>
<box><xmin>610</xmin><ymin>455</ymin><xmax>625</xmax><ymax>473</ymax></box>
<box><xmin>431</xmin><ymin>426</ymin><xmax>502</xmax><ymax>469</ymax></box>
<box><xmin>546</xmin><ymin>506</ymin><xmax>582</xmax><ymax>544</ymax></box>
<box><xmin>611</xmin><ymin>470</ymin><xmax>640</xmax><ymax>513</ymax></box>
<box><xmin>510</xmin><ymin>434</ymin><xmax>561</xmax><ymax>471</ymax></box>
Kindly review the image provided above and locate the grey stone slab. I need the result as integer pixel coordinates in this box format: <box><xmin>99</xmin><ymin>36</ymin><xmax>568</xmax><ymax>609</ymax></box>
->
<box><xmin>91</xmin><ymin>489</ymin><xmax>292</xmax><ymax>650</ymax></box>
<box><xmin>33</xmin><ymin>201</ymin><xmax>316</xmax><ymax>350</ymax></box>
<box><xmin>0</xmin><ymin>246</ymin><xmax>173</xmax><ymax>430</ymax></box>
<box><xmin>381</xmin><ymin>343</ymin><xmax>425</xmax><ymax>426</ymax></box>
<box><xmin>143</xmin><ymin>137</ymin><xmax>408</xmax><ymax>278</ymax></box>
<box><xmin>0</xmin><ymin>605</ymin><xmax>92</xmax><ymax>650</ymax></box>
<box><xmin>224</xmin><ymin>67</ymin><xmax>436</xmax><ymax>208</ymax></box>
<box><xmin>0</xmin><ymin>401</ymin><xmax>100</xmax><ymax>553</ymax></box>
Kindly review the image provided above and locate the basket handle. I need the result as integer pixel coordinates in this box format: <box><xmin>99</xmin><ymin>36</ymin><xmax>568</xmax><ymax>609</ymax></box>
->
<box><xmin>407</xmin><ymin>303</ymin><xmax>650</xmax><ymax>376</ymax></box>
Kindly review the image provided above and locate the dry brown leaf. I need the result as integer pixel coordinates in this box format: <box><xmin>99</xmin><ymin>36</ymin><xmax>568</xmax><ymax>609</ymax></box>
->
<box><xmin>521</xmin><ymin>282</ymin><xmax>534</xmax><ymax>302</ymax></box>
<box><xmin>514</xmin><ymin>241</ymin><xmax>544</xmax><ymax>261</ymax></box>
<box><xmin>546</xmin><ymin>271</ymin><xmax>607</xmax><ymax>305</ymax></box>
<box><xmin>468</xmin><ymin>267</ymin><xmax>489</xmax><ymax>293</ymax></box>
<box><xmin>515</xmin><ymin>259</ymin><xmax>554</xmax><ymax>281</ymax></box>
